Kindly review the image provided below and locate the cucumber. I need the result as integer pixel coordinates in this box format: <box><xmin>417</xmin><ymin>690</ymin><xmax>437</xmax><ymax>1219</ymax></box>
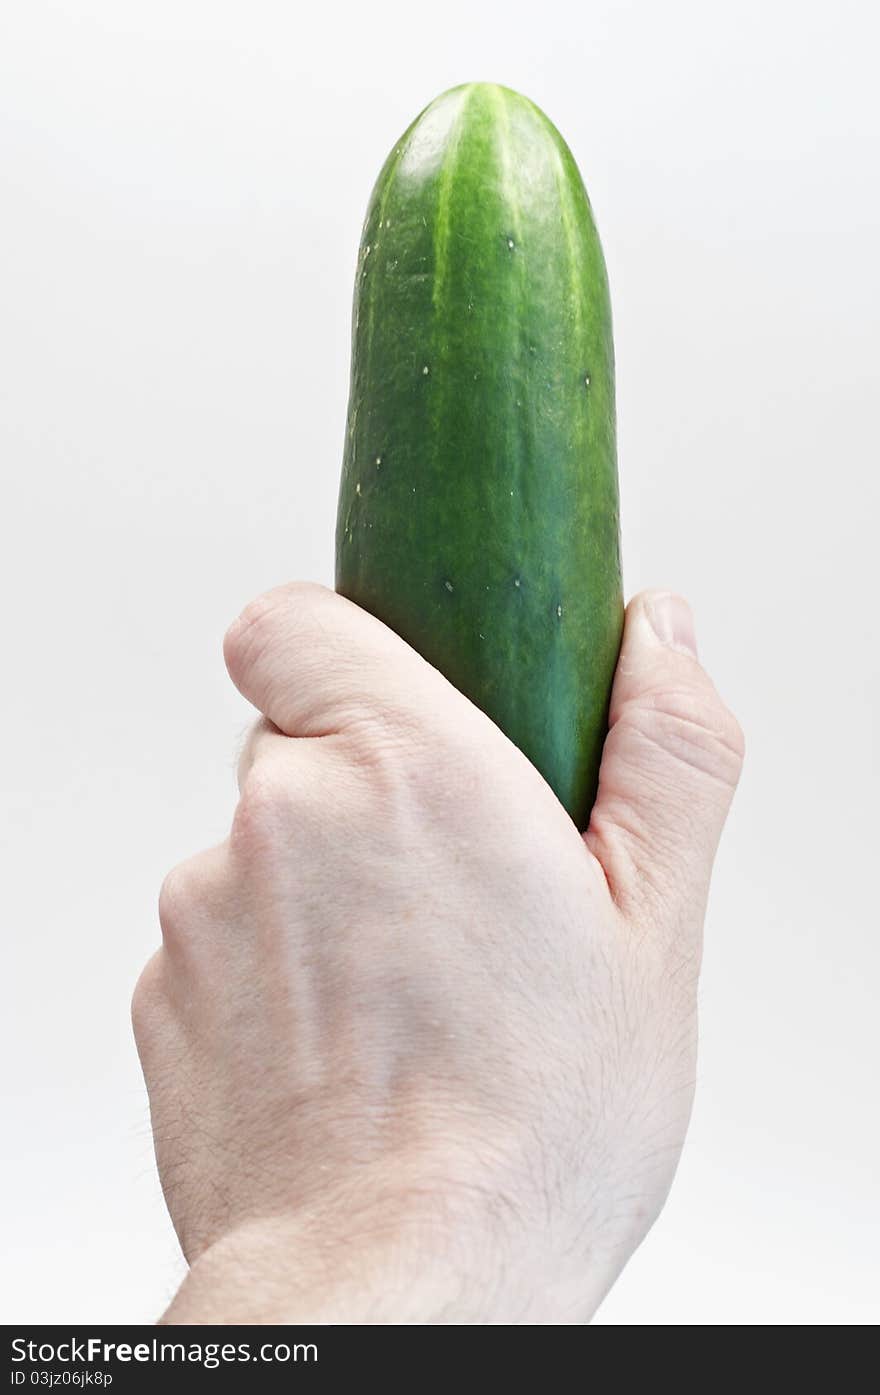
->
<box><xmin>335</xmin><ymin>83</ymin><xmax>623</xmax><ymax>829</ymax></box>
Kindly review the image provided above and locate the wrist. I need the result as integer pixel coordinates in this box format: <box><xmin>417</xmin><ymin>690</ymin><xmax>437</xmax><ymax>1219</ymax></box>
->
<box><xmin>162</xmin><ymin>1185</ymin><xmax>505</xmax><ymax>1325</ymax></box>
<box><xmin>160</xmin><ymin>1145</ymin><xmax>618</xmax><ymax>1325</ymax></box>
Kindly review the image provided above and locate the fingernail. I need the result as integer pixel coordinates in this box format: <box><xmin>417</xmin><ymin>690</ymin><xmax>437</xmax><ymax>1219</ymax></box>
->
<box><xmin>647</xmin><ymin>593</ymin><xmax>698</xmax><ymax>658</ymax></box>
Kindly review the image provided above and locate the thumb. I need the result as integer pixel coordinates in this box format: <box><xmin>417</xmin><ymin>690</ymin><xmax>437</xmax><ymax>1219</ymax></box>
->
<box><xmin>586</xmin><ymin>591</ymin><xmax>744</xmax><ymax>935</ymax></box>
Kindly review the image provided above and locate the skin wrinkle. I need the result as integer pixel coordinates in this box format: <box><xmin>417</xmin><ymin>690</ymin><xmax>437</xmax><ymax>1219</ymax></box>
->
<box><xmin>586</xmin><ymin>806</ymin><xmax>671</xmax><ymax>915</ymax></box>
<box><xmin>624</xmin><ymin>713</ymin><xmax>744</xmax><ymax>788</ymax></box>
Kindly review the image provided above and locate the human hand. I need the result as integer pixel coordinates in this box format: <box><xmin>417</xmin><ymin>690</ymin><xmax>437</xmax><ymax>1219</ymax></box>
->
<box><xmin>132</xmin><ymin>583</ymin><xmax>743</xmax><ymax>1323</ymax></box>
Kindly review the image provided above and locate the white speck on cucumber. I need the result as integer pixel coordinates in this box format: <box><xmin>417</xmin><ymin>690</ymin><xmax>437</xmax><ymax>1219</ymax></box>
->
<box><xmin>355</xmin><ymin>482</ymin><xmax>361</xmax><ymax>495</ymax></box>
<box><xmin>422</xmin><ymin>364</ymin><xmax>430</xmax><ymax>375</ymax></box>
<box><xmin>514</xmin><ymin>577</ymin><xmax>521</xmax><ymax>588</ymax></box>
<box><xmin>444</xmin><ymin>580</ymin><xmax>454</xmax><ymax>592</ymax></box>
<box><xmin>556</xmin><ymin>604</ymin><xmax>563</xmax><ymax>619</ymax></box>
<box><xmin>507</xmin><ymin>238</ymin><xmax>515</xmax><ymax>250</ymax></box>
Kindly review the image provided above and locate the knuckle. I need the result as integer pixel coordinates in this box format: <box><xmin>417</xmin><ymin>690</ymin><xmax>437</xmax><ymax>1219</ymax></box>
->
<box><xmin>235</xmin><ymin>716</ymin><xmax>274</xmax><ymax>792</ymax></box>
<box><xmin>230</xmin><ymin>764</ymin><xmax>298</xmax><ymax>855</ymax></box>
<box><xmin>391</xmin><ymin>711</ymin><xmax>505</xmax><ymax>825</ymax></box>
<box><xmin>131</xmin><ymin>949</ymin><xmax>167</xmax><ymax>1045</ymax></box>
<box><xmin>157</xmin><ymin>863</ymin><xmax>194</xmax><ymax>939</ymax></box>
<box><xmin>375</xmin><ymin>679</ymin><xmax>475</xmax><ymax>754</ymax></box>
<box><xmin>343</xmin><ymin>717</ymin><xmax>422</xmax><ymax>815</ymax></box>
<box><xmin>157</xmin><ymin>852</ymin><xmax>219</xmax><ymax>943</ymax></box>
<box><xmin>416</xmin><ymin>702</ymin><xmax>509</xmax><ymax>796</ymax></box>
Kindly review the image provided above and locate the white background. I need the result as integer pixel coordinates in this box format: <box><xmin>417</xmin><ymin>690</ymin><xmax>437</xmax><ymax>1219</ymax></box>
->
<box><xmin>2</xmin><ymin>0</ymin><xmax>878</xmax><ymax>1324</ymax></box>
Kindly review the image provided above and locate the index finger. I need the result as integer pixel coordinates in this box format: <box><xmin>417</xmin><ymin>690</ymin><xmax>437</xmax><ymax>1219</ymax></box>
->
<box><xmin>222</xmin><ymin>581</ymin><xmax>437</xmax><ymax>737</ymax></box>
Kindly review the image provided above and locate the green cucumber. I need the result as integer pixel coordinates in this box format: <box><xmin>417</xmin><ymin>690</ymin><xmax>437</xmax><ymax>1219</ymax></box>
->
<box><xmin>335</xmin><ymin>82</ymin><xmax>623</xmax><ymax>829</ymax></box>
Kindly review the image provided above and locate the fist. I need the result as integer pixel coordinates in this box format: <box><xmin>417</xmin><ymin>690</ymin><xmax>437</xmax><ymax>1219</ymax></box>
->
<box><xmin>133</xmin><ymin>583</ymin><xmax>742</xmax><ymax>1322</ymax></box>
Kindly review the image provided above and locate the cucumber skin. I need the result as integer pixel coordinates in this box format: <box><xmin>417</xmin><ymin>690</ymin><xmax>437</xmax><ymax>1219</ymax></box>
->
<box><xmin>336</xmin><ymin>83</ymin><xmax>623</xmax><ymax>829</ymax></box>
